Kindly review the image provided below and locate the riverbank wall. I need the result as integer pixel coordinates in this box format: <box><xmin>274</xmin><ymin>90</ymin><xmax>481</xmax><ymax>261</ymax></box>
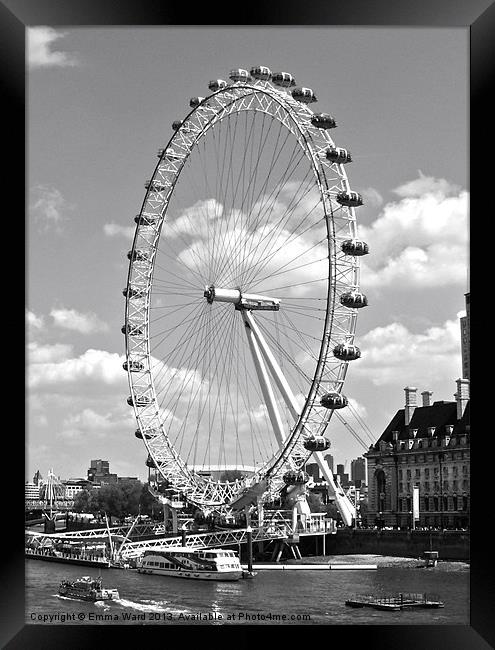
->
<box><xmin>298</xmin><ymin>529</ymin><xmax>469</xmax><ymax>561</ymax></box>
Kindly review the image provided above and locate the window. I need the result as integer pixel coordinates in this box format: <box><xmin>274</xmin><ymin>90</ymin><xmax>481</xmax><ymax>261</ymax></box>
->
<box><xmin>425</xmin><ymin>468</ymin><xmax>430</xmax><ymax>478</ymax></box>
<box><xmin>415</xmin><ymin>469</ymin><xmax>420</xmax><ymax>477</ymax></box>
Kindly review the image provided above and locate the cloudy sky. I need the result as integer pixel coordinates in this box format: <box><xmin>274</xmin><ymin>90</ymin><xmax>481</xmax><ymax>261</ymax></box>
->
<box><xmin>26</xmin><ymin>27</ymin><xmax>469</xmax><ymax>482</ymax></box>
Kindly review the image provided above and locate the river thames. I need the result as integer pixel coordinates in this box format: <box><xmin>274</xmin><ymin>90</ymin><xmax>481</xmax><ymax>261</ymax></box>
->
<box><xmin>25</xmin><ymin>554</ymin><xmax>469</xmax><ymax>626</ymax></box>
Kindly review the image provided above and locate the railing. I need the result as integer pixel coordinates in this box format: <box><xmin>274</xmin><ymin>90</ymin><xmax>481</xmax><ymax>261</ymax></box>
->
<box><xmin>117</xmin><ymin>524</ymin><xmax>291</xmax><ymax>559</ymax></box>
<box><xmin>25</xmin><ymin>499</ymin><xmax>74</xmax><ymax>511</ymax></box>
<box><xmin>25</xmin><ymin>511</ymin><xmax>335</xmax><ymax>560</ymax></box>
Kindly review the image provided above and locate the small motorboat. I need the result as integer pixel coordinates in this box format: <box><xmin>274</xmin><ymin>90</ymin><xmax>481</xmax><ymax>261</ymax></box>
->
<box><xmin>58</xmin><ymin>575</ymin><xmax>120</xmax><ymax>601</ymax></box>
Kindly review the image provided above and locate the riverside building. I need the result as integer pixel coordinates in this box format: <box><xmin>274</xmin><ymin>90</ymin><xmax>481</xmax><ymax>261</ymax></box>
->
<box><xmin>365</xmin><ymin>380</ymin><xmax>470</xmax><ymax>529</ymax></box>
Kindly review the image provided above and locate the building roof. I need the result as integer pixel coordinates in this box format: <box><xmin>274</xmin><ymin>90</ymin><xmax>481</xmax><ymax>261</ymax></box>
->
<box><xmin>372</xmin><ymin>400</ymin><xmax>470</xmax><ymax>448</ymax></box>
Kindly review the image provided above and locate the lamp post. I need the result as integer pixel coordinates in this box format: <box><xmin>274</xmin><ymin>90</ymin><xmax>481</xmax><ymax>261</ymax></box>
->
<box><xmin>246</xmin><ymin>525</ymin><xmax>253</xmax><ymax>574</ymax></box>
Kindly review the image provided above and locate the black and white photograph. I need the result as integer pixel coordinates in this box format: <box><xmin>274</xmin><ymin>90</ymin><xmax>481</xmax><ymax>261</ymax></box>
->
<box><xmin>3</xmin><ymin>2</ymin><xmax>490</xmax><ymax>644</ymax></box>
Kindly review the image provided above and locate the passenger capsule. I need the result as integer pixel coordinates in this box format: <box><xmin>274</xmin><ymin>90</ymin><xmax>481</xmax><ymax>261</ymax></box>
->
<box><xmin>283</xmin><ymin>469</ymin><xmax>309</xmax><ymax>485</ymax></box>
<box><xmin>122</xmin><ymin>286</ymin><xmax>145</xmax><ymax>299</ymax></box>
<box><xmin>127</xmin><ymin>249</ymin><xmax>149</xmax><ymax>262</ymax></box>
<box><xmin>128</xmin><ymin>394</ymin><xmax>152</xmax><ymax>407</ymax></box>
<box><xmin>271</xmin><ymin>72</ymin><xmax>296</xmax><ymax>88</ymax></box>
<box><xmin>134</xmin><ymin>214</ymin><xmax>158</xmax><ymax>227</ymax></box>
<box><xmin>333</xmin><ymin>343</ymin><xmax>361</xmax><ymax>361</ymax></box>
<box><xmin>208</xmin><ymin>79</ymin><xmax>227</xmax><ymax>91</ymax></box>
<box><xmin>341</xmin><ymin>239</ymin><xmax>369</xmax><ymax>256</ymax></box>
<box><xmin>135</xmin><ymin>428</ymin><xmax>158</xmax><ymax>440</ymax></box>
<box><xmin>336</xmin><ymin>190</ymin><xmax>363</xmax><ymax>207</ymax></box>
<box><xmin>320</xmin><ymin>392</ymin><xmax>348</xmax><ymax>410</ymax></box>
<box><xmin>123</xmin><ymin>360</ymin><xmax>144</xmax><ymax>372</ymax></box>
<box><xmin>145</xmin><ymin>454</ymin><xmax>158</xmax><ymax>468</ymax></box>
<box><xmin>303</xmin><ymin>436</ymin><xmax>331</xmax><ymax>452</ymax></box>
<box><xmin>291</xmin><ymin>87</ymin><xmax>317</xmax><ymax>104</ymax></box>
<box><xmin>121</xmin><ymin>323</ymin><xmax>143</xmax><ymax>336</ymax></box>
<box><xmin>250</xmin><ymin>65</ymin><xmax>272</xmax><ymax>80</ymax></box>
<box><xmin>229</xmin><ymin>69</ymin><xmax>252</xmax><ymax>82</ymax></box>
<box><xmin>145</xmin><ymin>180</ymin><xmax>167</xmax><ymax>193</ymax></box>
<box><xmin>340</xmin><ymin>291</ymin><xmax>368</xmax><ymax>309</ymax></box>
<box><xmin>311</xmin><ymin>113</ymin><xmax>337</xmax><ymax>129</ymax></box>
<box><xmin>326</xmin><ymin>147</ymin><xmax>352</xmax><ymax>164</ymax></box>
<box><xmin>171</xmin><ymin>119</ymin><xmax>183</xmax><ymax>130</ymax></box>
<box><xmin>189</xmin><ymin>96</ymin><xmax>205</xmax><ymax>108</ymax></box>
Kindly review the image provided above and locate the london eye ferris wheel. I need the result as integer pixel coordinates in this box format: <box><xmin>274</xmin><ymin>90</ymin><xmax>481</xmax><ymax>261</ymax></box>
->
<box><xmin>123</xmin><ymin>66</ymin><xmax>369</xmax><ymax>520</ymax></box>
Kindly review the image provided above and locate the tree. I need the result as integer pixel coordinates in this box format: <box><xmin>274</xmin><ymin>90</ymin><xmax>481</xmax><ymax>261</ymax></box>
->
<box><xmin>73</xmin><ymin>489</ymin><xmax>91</xmax><ymax>513</ymax></box>
<box><xmin>306</xmin><ymin>491</ymin><xmax>326</xmax><ymax>513</ymax></box>
<box><xmin>325</xmin><ymin>501</ymin><xmax>343</xmax><ymax>522</ymax></box>
<box><xmin>139</xmin><ymin>483</ymin><xmax>163</xmax><ymax>518</ymax></box>
<box><xmin>219</xmin><ymin>470</ymin><xmax>244</xmax><ymax>482</ymax></box>
<box><xmin>72</xmin><ymin>480</ymin><xmax>146</xmax><ymax>523</ymax></box>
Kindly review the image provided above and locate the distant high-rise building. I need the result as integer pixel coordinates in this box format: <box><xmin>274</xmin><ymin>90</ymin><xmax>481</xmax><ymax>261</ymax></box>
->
<box><xmin>336</xmin><ymin>463</ymin><xmax>345</xmax><ymax>475</ymax></box>
<box><xmin>460</xmin><ymin>292</ymin><xmax>470</xmax><ymax>380</ymax></box>
<box><xmin>32</xmin><ymin>469</ymin><xmax>43</xmax><ymax>486</ymax></box>
<box><xmin>87</xmin><ymin>459</ymin><xmax>117</xmax><ymax>484</ymax></box>
<box><xmin>351</xmin><ymin>457</ymin><xmax>367</xmax><ymax>485</ymax></box>
<box><xmin>324</xmin><ymin>454</ymin><xmax>334</xmax><ymax>473</ymax></box>
<box><xmin>25</xmin><ymin>482</ymin><xmax>40</xmax><ymax>500</ymax></box>
<box><xmin>306</xmin><ymin>462</ymin><xmax>320</xmax><ymax>481</ymax></box>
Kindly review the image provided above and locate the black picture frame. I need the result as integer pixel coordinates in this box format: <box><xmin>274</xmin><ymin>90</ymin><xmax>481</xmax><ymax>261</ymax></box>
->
<box><xmin>4</xmin><ymin>1</ymin><xmax>489</xmax><ymax>647</ymax></box>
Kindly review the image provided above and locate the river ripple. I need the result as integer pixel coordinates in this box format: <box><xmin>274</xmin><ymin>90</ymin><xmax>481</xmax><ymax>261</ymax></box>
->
<box><xmin>25</xmin><ymin>555</ymin><xmax>469</xmax><ymax>625</ymax></box>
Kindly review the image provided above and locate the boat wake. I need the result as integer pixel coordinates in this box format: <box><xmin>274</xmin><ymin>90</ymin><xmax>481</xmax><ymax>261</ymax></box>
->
<box><xmin>113</xmin><ymin>597</ymin><xmax>181</xmax><ymax>614</ymax></box>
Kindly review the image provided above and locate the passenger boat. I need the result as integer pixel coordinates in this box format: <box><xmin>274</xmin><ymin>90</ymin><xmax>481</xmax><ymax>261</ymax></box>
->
<box><xmin>58</xmin><ymin>576</ymin><xmax>120</xmax><ymax>601</ymax></box>
<box><xmin>137</xmin><ymin>547</ymin><xmax>243</xmax><ymax>581</ymax></box>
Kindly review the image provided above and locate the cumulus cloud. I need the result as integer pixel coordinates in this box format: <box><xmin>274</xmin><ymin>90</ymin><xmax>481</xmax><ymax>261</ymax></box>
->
<box><xmin>59</xmin><ymin>406</ymin><xmax>134</xmax><ymax>441</ymax></box>
<box><xmin>26</xmin><ymin>310</ymin><xmax>44</xmax><ymax>332</ymax></box>
<box><xmin>352</xmin><ymin>317</ymin><xmax>461</xmax><ymax>386</ymax></box>
<box><xmin>104</xmin><ymin>222</ymin><xmax>135</xmax><ymax>239</ymax></box>
<box><xmin>360</xmin><ymin>187</ymin><xmax>384</xmax><ymax>208</ymax></box>
<box><xmin>27</xmin><ymin>27</ymin><xmax>79</xmax><ymax>69</ymax></box>
<box><xmin>393</xmin><ymin>172</ymin><xmax>460</xmax><ymax>199</ymax></box>
<box><xmin>28</xmin><ymin>348</ymin><xmax>126</xmax><ymax>392</ymax></box>
<box><xmin>358</xmin><ymin>173</ymin><xmax>468</xmax><ymax>289</ymax></box>
<box><xmin>50</xmin><ymin>308</ymin><xmax>109</xmax><ymax>334</ymax></box>
<box><xmin>28</xmin><ymin>341</ymin><xmax>74</xmax><ymax>364</ymax></box>
<box><xmin>30</xmin><ymin>185</ymin><xmax>73</xmax><ymax>232</ymax></box>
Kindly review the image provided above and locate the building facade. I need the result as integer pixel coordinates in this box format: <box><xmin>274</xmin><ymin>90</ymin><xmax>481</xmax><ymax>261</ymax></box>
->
<box><xmin>460</xmin><ymin>292</ymin><xmax>470</xmax><ymax>380</ymax></box>
<box><xmin>365</xmin><ymin>380</ymin><xmax>470</xmax><ymax>529</ymax></box>
<box><xmin>25</xmin><ymin>482</ymin><xmax>40</xmax><ymax>500</ymax></box>
<box><xmin>87</xmin><ymin>459</ymin><xmax>118</xmax><ymax>485</ymax></box>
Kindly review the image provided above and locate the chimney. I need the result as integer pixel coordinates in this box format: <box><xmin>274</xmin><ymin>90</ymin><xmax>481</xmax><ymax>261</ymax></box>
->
<box><xmin>455</xmin><ymin>378</ymin><xmax>470</xmax><ymax>420</ymax></box>
<box><xmin>421</xmin><ymin>390</ymin><xmax>433</xmax><ymax>407</ymax></box>
<box><xmin>404</xmin><ymin>386</ymin><xmax>417</xmax><ymax>426</ymax></box>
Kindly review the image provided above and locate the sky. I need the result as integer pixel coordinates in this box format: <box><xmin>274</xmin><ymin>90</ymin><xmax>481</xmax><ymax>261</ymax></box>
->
<box><xmin>26</xmin><ymin>26</ymin><xmax>469</xmax><ymax>483</ymax></box>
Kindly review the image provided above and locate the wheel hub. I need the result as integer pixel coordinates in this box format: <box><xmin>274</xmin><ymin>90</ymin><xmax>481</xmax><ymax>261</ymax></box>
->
<box><xmin>204</xmin><ymin>285</ymin><xmax>280</xmax><ymax>311</ymax></box>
